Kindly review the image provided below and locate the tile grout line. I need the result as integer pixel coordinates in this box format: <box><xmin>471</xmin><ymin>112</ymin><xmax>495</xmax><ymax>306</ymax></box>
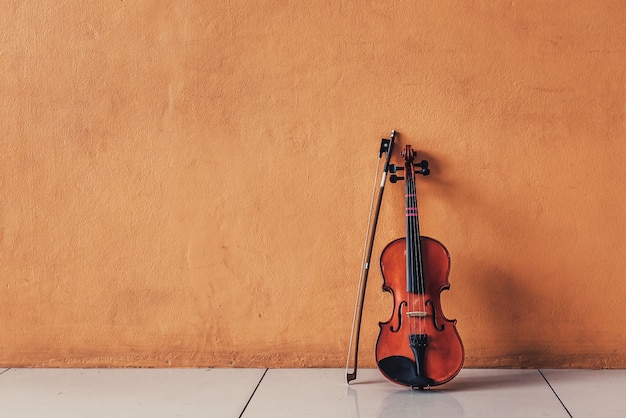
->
<box><xmin>0</xmin><ymin>368</ymin><xmax>10</xmax><ymax>376</ymax></box>
<box><xmin>238</xmin><ymin>368</ymin><xmax>268</xmax><ymax>418</ymax></box>
<box><xmin>538</xmin><ymin>369</ymin><xmax>573</xmax><ymax>418</ymax></box>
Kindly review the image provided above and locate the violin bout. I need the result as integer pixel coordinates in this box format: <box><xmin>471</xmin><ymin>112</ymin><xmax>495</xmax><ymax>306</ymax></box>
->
<box><xmin>375</xmin><ymin>233</ymin><xmax>464</xmax><ymax>388</ymax></box>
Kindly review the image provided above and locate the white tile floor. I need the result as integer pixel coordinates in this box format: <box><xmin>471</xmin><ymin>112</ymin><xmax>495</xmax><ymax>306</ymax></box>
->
<box><xmin>0</xmin><ymin>368</ymin><xmax>624</xmax><ymax>417</ymax></box>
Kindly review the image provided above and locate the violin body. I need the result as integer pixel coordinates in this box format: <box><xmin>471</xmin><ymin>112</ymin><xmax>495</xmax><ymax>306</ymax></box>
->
<box><xmin>376</xmin><ymin>236</ymin><xmax>464</xmax><ymax>388</ymax></box>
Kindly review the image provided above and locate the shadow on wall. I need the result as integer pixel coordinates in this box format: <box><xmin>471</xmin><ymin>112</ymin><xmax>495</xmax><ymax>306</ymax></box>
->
<box><xmin>471</xmin><ymin>265</ymin><xmax>559</xmax><ymax>367</ymax></box>
<box><xmin>416</xmin><ymin>144</ymin><xmax>588</xmax><ymax>368</ymax></box>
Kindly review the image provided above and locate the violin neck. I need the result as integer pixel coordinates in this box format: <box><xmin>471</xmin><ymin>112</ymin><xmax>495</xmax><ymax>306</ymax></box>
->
<box><xmin>405</xmin><ymin>171</ymin><xmax>424</xmax><ymax>294</ymax></box>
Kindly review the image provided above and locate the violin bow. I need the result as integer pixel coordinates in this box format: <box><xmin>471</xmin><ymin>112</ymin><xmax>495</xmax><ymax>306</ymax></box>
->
<box><xmin>346</xmin><ymin>130</ymin><xmax>396</xmax><ymax>383</ymax></box>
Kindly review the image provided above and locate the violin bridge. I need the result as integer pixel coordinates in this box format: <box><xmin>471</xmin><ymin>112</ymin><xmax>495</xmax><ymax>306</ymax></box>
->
<box><xmin>406</xmin><ymin>311</ymin><xmax>428</xmax><ymax>318</ymax></box>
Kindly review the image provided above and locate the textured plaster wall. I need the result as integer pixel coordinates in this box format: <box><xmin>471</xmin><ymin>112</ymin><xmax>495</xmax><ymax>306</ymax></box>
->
<box><xmin>1</xmin><ymin>1</ymin><xmax>625</xmax><ymax>368</ymax></box>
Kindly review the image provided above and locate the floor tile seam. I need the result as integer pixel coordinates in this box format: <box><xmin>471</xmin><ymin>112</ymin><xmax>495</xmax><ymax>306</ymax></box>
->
<box><xmin>0</xmin><ymin>368</ymin><xmax>10</xmax><ymax>376</ymax></box>
<box><xmin>238</xmin><ymin>368</ymin><xmax>268</xmax><ymax>418</ymax></box>
<box><xmin>538</xmin><ymin>369</ymin><xmax>573</xmax><ymax>418</ymax></box>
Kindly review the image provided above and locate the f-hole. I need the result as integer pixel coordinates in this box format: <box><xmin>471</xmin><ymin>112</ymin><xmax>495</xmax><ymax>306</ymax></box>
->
<box><xmin>390</xmin><ymin>301</ymin><xmax>407</xmax><ymax>332</ymax></box>
<box><xmin>425</xmin><ymin>300</ymin><xmax>445</xmax><ymax>331</ymax></box>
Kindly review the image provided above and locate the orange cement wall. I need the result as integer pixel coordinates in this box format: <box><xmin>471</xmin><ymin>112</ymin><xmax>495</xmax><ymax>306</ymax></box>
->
<box><xmin>1</xmin><ymin>1</ymin><xmax>625</xmax><ymax>368</ymax></box>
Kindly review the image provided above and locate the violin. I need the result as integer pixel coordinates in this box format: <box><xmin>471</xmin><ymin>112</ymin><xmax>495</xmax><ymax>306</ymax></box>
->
<box><xmin>375</xmin><ymin>145</ymin><xmax>464</xmax><ymax>389</ymax></box>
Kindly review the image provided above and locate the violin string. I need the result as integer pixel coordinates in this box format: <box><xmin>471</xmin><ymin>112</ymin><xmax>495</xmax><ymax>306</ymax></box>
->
<box><xmin>407</xmin><ymin>154</ymin><xmax>425</xmax><ymax>338</ymax></box>
<box><xmin>405</xmin><ymin>165</ymin><xmax>414</xmax><ymax>337</ymax></box>
<box><xmin>414</xmin><ymin>165</ymin><xmax>426</xmax><ymax>338</ymax></box>
<box><xmin>407</xmin><ymin>158</ymin><xmax>420</xmax><ymax>338</ymax></box>
<box><xmin>413</xmin><ymin>164</ymin><xmax>424</xmax><ymax>338</ymax></box>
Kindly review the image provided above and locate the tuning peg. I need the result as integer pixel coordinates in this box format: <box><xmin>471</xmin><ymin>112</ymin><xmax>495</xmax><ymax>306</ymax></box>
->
<box><xmin>390</xmin><ymin>175</ymin><xmax>404</xmax><ymax>183</ymax></box>
<box><xmin>388</xmin><ymin>164</ymin><xmax>404</xmax><ymax>174</ymax></box>
<box><xmin>415</xmin><ymin>159</ymin><xmax>430</xmax><ymax>176</ymax></box>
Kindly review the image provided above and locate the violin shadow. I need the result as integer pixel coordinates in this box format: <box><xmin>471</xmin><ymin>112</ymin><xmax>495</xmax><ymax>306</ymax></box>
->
<box><xmin>465</xmin><ymin>265</ymin><xmax>558</xmax><ymax>367</ymax></box>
